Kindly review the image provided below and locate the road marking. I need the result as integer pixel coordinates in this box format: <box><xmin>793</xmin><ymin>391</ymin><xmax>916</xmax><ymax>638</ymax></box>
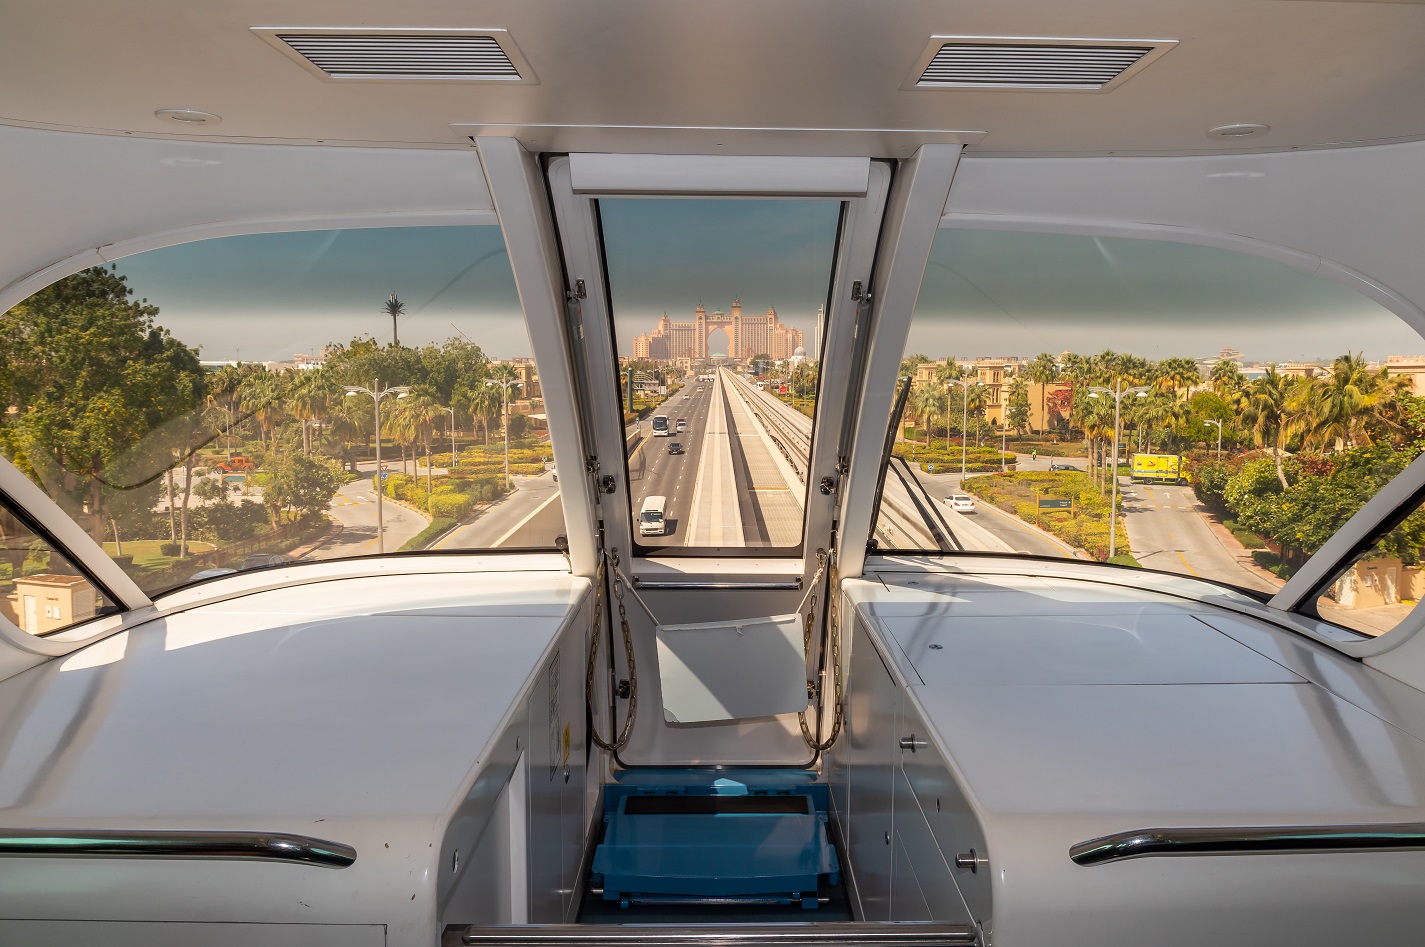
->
<box><xmin>1176</xmin><ymin>550</ymin><xmax>1198</xmax><ymax>576</ymax></box>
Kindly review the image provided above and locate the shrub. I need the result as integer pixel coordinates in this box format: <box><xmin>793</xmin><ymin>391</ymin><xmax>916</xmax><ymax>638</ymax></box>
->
<box><xmin>428</xmin><ymin>493</ymin><xmax>474</xmax><ymax>519</ymax></box>
<box><xmin>158</xmin><ymin>542</ymin><xmax>181</xmax><ymax>557</ymax></box>
<box><xmin>398</xmin><ymin>518</ymin><xmax>457</xmax><ymax>552</ymax></box>
<box><xmin>384</xmin><ymin>473</ymin><xmax>413</xmax><ymax>498</ymax></box>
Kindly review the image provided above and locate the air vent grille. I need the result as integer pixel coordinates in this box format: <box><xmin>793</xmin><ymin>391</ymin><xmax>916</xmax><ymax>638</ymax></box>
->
<box><xmin>908</xmin><ymin>37</ymin><xmax>1175</xmax><ymax>92</ymax></box>
<box><xmin>253</xmin><ymin>28</ymin><xmax>536</xmax><ymax>83</ymax></box>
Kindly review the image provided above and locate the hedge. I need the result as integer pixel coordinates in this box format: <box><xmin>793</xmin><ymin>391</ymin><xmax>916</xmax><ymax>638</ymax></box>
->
<box><xmin>428</xmin><ymin>493</ymin><xmax>474</xmax><ymax>519</ymax></box>
<box><xmin>398</xmin><ymin>518</ymin><xmax>456</xmax><ymax>552</ymax></box>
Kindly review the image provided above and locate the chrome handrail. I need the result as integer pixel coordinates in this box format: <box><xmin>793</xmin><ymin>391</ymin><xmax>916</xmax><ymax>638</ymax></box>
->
<box><xmin>463</xmin><ymin>923</ymin><xmax>978</xmax><ymax>947</ymax></box>
<box><xmin>0</xmin><ymin>829</ymin><xmax>356</xmax><ymax>869</ymax></box>
<box><xmin>1071</xmin><ymin>823</ymin><xmax>1425</xmax><ymax>866</ymax></box>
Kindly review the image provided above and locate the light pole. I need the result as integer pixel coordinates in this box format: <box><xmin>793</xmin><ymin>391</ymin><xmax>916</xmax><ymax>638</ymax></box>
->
<box><xmin>443</xmin><ymin>406</ymin><xmax>457</xmax><ymax>469</ymax></box>
<box><xmin>1088</xmin><ymin>379</ymin><xmax>1150</xmax><ymax>560</ymax></box>
<box><xmin>1204</xmin><ymin>418</ymin><xmax>1223</xmax><ymax>461</ymax></box>
<box><xmin>486</xmin><ymin>376</ymin><xmax>522</xmax><ymax>489</ymax></box>
<box><xmin>344</xmin><ymin>378</ymin><xmax>409</xmax><ymax>554</ymax></box>
<box><xmin>952</xmin><ymin>377</ymin><xmax>981</xmax><ymax>480</ymax></box>
<box><xmin>1000</xmin><ymin>417</ymin><xmax>1007</xmax><ymax>472</ymax></box>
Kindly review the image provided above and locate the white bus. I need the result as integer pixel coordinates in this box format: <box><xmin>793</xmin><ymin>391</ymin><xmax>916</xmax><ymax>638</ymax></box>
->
<box><xmin>651</xmin><ymin>415</ymin><xmax>670</xmax><ymax>436</ymax></box>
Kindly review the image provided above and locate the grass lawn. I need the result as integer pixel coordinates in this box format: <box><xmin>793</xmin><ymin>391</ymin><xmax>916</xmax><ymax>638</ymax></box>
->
<box><xmin>102</xmin><ymin>540</ymin><xmax>215</xmax><ymax>570</ymax></box>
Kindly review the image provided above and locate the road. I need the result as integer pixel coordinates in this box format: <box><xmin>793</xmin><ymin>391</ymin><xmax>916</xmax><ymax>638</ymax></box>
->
<box><xmin>434</xmin><ymin>470</ymin><xmax>563</xmax><ymax>550</ymax></box>
<box><xmin>1121</xmin><ymin>480</ymin><xmax>1279</xmax><ymax>593</ymax></box>
<box><xmin>315</xmin><ymin>470</ymin><xmax>428</xmax><ymax>558</ymax></box>
<box><xmin>914</xmin><ymin>468</ymin><xmax>1071</xmax><ymax>558</ymax></box>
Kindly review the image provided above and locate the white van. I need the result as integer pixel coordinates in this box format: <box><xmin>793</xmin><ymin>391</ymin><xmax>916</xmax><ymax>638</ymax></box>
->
<box><xmin>638</xmin><ymin>495</ymin><xmax>668</xmax><ymax>536</ymax></box>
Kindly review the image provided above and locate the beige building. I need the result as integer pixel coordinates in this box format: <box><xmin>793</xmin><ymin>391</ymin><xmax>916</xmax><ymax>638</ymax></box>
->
<box><xmin>909</xmin><ymin>359</ymin><xmax>1068</xmax><ymax>431</ymax></box>
<box><xmin>632</xmin><ymin>301</ymin><xmax>803</xmax><ymax>361</ymax></box>
<box><xmin>3</xmin><ymin>574</ymin><xmax>99</xmax><ymax>635</ymax></box>
<box><xmin>1386</xmin><ymin>356</ymin><xmax>1425</xmax><ymax>395</ymax></box>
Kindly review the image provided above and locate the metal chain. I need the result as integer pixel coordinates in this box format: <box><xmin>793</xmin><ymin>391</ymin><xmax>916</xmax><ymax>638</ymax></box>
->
<box><xmin>799</xmin><ymin>551</ymin><xmax>844</xmax><ymax>752</ymax></box>
<box><xmin>587</xmin><ymin>550</ymin><xmax>638</xmax><ymax>752</ymax></box>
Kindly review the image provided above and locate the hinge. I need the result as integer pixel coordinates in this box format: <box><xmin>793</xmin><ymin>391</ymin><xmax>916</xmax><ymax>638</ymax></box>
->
<box><xmin>569</xmin><ymin>278</ymin><xmax>587</xmax><ymax>300</ymax></box>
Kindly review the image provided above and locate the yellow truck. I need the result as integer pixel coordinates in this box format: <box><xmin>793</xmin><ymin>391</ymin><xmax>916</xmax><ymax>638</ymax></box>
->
<box><xmin>1130</xmin><ymin>453</ymin><xmax>1183</xmax><ymax>484</ymax></box>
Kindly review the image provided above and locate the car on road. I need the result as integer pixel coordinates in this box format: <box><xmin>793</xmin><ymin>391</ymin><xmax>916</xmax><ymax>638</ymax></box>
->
<box><xmin>638</xmin><ymin>495</ymin><xmax>668</xmax><ymax>536</ymax></box>
<box><xmin>1049</xmin><ymin>463</ymin><xmax>1081</xmax><ymax>472</ymax></box>
<box><xmin>668</xmin><ymin>442</ymin><xmax>685</xmax><ymax>455</ymax></box>
<box><xmin>946</xmin><ymin>494</ymin><xmax>976</xmax><ymax>514</ymax></box>
<box><xmin>676</xmin><ymin>418</ymin><xmax>687</xmax><ymax>432</ymax></box>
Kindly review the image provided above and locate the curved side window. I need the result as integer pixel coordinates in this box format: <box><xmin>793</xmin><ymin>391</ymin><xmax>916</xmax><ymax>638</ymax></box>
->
<box><xmin>1308</xmin><ymin>489</ymin><xmax>1425</xmax><ymax>637</ymax></box>
<box><xmin>874</xmin><ymin>228</ymin><xmax>1425</xmax><ymax>601</ymax></box>
<box><xmin>0</xmin><ymin>506</ymin><xmax>111</xmax><ymax>636</ymax></box>
<box><xmin>0</xmin><ymin>226</ymin><xmax>564</xmax><ymax>597</ymax></box>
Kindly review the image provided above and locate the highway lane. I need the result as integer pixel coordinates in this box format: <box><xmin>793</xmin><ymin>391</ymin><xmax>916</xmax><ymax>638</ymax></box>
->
<box><xmin>434</xmin><ymin>470</ymin><xmax>562</xmax><ymax>550</ymax></box>
<box><xmin>314</xmin><ymin>470</ymin><xmax>428</xmax><ymax>559</ymax></box>
<box><xmin>629</xmin><ymin>379</ymin><xmax>715</xmax><ymax>547</ymax></box>
<box><xmin>918</xmin><ymin>471</ymin><xmax>1071</xmax><ymax>558</ymax></box>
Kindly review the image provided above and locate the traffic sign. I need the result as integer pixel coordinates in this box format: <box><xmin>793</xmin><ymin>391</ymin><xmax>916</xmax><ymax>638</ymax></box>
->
<box><xmin>1038</xmin><ymin>498</ymin><xmax>1072</xmax><ymax>510</ymax></box>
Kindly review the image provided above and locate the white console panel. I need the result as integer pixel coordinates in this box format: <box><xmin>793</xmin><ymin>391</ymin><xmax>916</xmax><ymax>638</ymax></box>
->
<box><xmin>843</xmin><ymin>568</ymin><xmax>1425</xmax><ymax>947</ymax></box>
<box><xmin>0</xmin><ymin>569</ymin><xmax>590</xmax><ymax>947</ymax></box>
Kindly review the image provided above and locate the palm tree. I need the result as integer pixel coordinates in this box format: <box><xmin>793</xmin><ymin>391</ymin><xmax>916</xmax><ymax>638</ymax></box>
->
<box><xmin>468</xmin><ymin>384</ymin><xmax>502</xmax><ymax>446</ymax></box>
<box><xmin>383</xmin><ymin>293</ymin><xmax>406</xmax><ymax>346</ymax></box>
<box><xmin>1154</xmin><ymin>357</ymin><xmax>1202</xmax><ymax>400</ymax></box>
<box><xmin>1026</xmin><ymin>353</ymin><xmax>1060</xmax><ymax>435</ymax></box>
<box><xmin>238</xmin><ymin>370</ymin><xmax>284</xmax><ymax>454</ymax></box>
<box><xmin>1241</xmin><ymin>366</ymin><xmax>1302</xmax><ymax>489</ymax></box>
<box><xmin>1298</xmin><ymin>353</ymin><xmax>1409</xmax><ymax>450</ymax></box>
<box><xmin>1210</xmin><ymin>360</ymin><xmax>1245</xmax><ymax>398</ymax></box>
<box><xmin>398</xmin><ymin>389</ymin><xmax>446</xmax><ymax>496</ymax></box>
<box><xmin>910</xmin><ymin>384</ymin><xmax>946</xmax><ymax>450</ymax></box>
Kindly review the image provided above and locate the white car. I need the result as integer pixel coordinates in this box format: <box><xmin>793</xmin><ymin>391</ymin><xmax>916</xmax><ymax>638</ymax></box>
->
<box><xmin>947</xmin><ymin>494</ymin><xmax>976</xmax><ymax>514</ymax></box>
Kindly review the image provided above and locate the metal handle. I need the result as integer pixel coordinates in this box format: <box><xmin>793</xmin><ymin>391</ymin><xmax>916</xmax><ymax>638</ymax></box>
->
<box><xmin>1070</xmin><ymin>823</ymin><xmax>1425</xmax><ymax>866</ymax></box>
<box><xmin>955</xmin><ymin>849</ymin><xmax>988</xmax><ymax>873</ymax></box>
<box><xmin>899</xmin><ymin>734</ymin><xmax>928</xmax><ymax>752</ymax></box>
<box><xmin>631</xmin><ymin>578</ymin><xmax>801</xmax><ymax>591</ymax></box>
<box><xmin>463</xmin><ymin>923</ymin><xmax>978</xmax><ymax>947</ymax></box>
<box><xmin>0</xmin><ymin>828</ymin><xmax>356</xmax><ymax>869</ymax></box>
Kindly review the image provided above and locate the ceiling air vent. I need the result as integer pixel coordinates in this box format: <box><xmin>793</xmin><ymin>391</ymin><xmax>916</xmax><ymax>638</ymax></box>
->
<box><xmin>252</xmin><ymin>27</ymin><xmax>537</xmax><ymax>83</ymax></box>
<box><xmin>905</xmin><ymin>36</ymin><xmax>1175</xmax><ymax>92</ymax></box>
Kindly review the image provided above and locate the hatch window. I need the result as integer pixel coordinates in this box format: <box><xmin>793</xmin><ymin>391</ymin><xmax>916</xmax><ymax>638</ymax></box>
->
<box><xmin>0</xmin><ymin>507</ymin><xmax>111</xmax><ymax>636</ymax></box>
<box><xmin>599</xmin><ymin>198</ymin><xmax>840</xmax><ymax>553</ymax></box>
<box><xmin>872</xmin><ymin>228</ymin><xmax>1425</xmax><ymax>600</ymax></box>
<box><xmin>0</xmin><ymin>226</ymin><xmax>564</xmax><ymax>597</ymax></box>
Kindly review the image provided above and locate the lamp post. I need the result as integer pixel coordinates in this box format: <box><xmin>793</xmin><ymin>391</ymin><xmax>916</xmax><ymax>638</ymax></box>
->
<box><xmin>1088</xmin><ymin>379</ymin><xmax>1150</xmax><ymax>560</ymax></box>
<box><xmin>1204</xmin><ymin>418</ymin><xmax>1223</xmax><ymax>461</ymax></box>
<box><xmin>443</xmin><ymin>406</ymin><xmax>457</xmax><ymax>470</ymax></box>
<box><xmin>1000</xmin><ymin>417</ymin><xmax>1008</xmax><ymax>472</ymax></box>
<box><xmin>952</xmin><ymin>377</ymin><xmax>982</xmax><ymax>481</ymax></box>
<box><xmin>486</xmin><ymin>376</ymin><xmax>522</xmax><ymax>489</ymax></box>
<box><xmin>344</xmin><ymin>379</ymin><xmax>409</xmax><ymax>554</ymax></box>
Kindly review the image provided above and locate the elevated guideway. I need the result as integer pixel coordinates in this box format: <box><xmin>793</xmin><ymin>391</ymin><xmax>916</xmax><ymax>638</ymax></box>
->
<box><xmin>719</xmin><ymin>370</ymin><xmax>1011</xmax><ymax>553</ymax></box>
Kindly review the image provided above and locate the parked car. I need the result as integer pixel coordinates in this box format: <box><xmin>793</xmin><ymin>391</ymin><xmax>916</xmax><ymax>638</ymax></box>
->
<box><xmin>947</xmin><ymin>494</ymin><xmax>976</xmax><ymax>514</ymax></box>
<box><xmin>230</xmin><ymin>553</ymin><xmax>295</xmax><ymax>571</ymax></box>
<box><xmin>1049</xmin><ymin>462</ymin><xmax>1081</xmax><ymax>471</ymax></box>
<box><xmin>668</xmin><ymin>442</ymin><xmax>685</xmax><ymax>455</ymax></box>
<box><xmin>215</xmin><ymin>455</ymin><xmax>255</xmax><ymax>474</ymax></box>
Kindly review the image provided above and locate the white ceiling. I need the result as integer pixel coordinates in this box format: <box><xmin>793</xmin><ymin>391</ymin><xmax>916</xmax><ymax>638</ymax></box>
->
<box><xmin>3</xmin><ymin>0</ymin><xmax>1425</xmax><ymax>155</ymax></box>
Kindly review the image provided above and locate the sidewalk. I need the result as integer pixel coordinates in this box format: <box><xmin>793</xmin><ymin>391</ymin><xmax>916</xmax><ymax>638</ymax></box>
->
<box><xmin>1193</xmin><ymin>503</ymin><xmax>1286</xmax><ymax>592</ymax></box>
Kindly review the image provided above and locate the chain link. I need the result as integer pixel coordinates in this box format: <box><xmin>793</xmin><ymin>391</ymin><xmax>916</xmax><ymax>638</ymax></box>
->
<box><xmin>798</xmin><ymin>551</ymin><xmax>844</xmax><ymax>752</ymax></box>
<box><xmin>587</xmin><ymin>550</ymin><xmax>638</xmax><ymax>753</ymax></box>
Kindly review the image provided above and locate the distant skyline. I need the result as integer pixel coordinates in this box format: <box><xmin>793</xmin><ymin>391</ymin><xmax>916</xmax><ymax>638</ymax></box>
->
<box><xmin>101</xmin><ymin>219</ymin><xmax>1425</xmax><ymax>369</ymax></box>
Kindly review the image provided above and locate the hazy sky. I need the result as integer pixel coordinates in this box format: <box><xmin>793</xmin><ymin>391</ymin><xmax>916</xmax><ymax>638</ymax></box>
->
<box><xmin>113</xmin><ymin>226</ymin><xmax>529</xmax><ymax>363</ymax></box>
<box><xmin>107</xmin><ymin>218</ymin><xmax>1424</xmax><ymax>368</ymax></box>
<box><xmin>907</xmin><ymin>230</ymin><xmax>1423</xmax><ymax>363</ymax></box>
<box><xmin>599</xmin><ymin>198</ymin><xmax>841</xmax><ymax>356</ymax></box>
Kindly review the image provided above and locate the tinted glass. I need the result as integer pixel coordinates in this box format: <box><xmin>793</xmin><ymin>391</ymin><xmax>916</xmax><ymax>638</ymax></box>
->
<box><xmin>0</xmin><ymin>226</ymin><xmax>563</xmax><ymax>597</ymax></box>
<box><xmin>0</xmin><ymin>507</ymin><xmax>111</xmax><ymax>635</ymax></box>
<box><xmin>874</xmin><ymin>229</ymin><xmax>1425</xmax><ymax>598</ymax></box>
<box><xmin>600</xmin><ymin>199</ymin><xmax>840</xmax><ymax>552</ymax></box>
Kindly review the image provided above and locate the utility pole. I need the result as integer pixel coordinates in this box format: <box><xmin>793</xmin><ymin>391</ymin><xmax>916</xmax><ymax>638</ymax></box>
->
<box><xmin>344</xmin><ymin>378</ymin><xmax>410</xmax><ymax>553</ymax></box>
<box><xmin>1088</xmin><ymin>379</ymin><xmax>1149</xmax><ymax>560</ymax></box>
<box><xmin>1204</xmin><ymin>418</ymin><xmax>1223</xmax><ymax>461</ymax></box>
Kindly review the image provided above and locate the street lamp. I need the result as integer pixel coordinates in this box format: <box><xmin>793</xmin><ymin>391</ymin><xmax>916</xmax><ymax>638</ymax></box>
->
<box><xmin>344</xmin><ymin>378</ymin><xmax>409</xmax><ymax>554</ymax></box>
<box><xmin>443</xmin><ymin>405</ymin><xmax>457</xmax><ymax>469</ymax></box>
<box><xmin>952</xmin><ymin>377</ymin><xmax>982</xmax><ymax>480</ymax></box>
<box><xmin>486</xmin><ymin>376</ymin><xmax>522</xmax><ymax>489</ymax></box>
<box><xmin>1203</xmin><ymin>418</ymin><xmax>1223</xmax><ymax>461</ymax></box>
<box><xmin>1088</xmin><ymin>380</ymin><xmax>1150</xmax><ymax>560</ymax></box>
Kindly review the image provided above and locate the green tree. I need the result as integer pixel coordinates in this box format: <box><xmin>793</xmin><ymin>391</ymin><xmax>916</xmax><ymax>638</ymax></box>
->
<box><xmin>1006</xmin><ymin>375</ymin><xmax>1031</xmax><ymax>434</ymax></box>
<box><xmin>258</xmin><ymin>453</ymin><xmax>343</xmax><ymax>529</ymax></box>
<box><xmin>0</xmin><ymin>266</ymin><xmax>205</xmax><ymax>544</ymax></box>
<box><xmin>383</xmin><ymin>293</ymin><xmax>406</xmax><ymax>346</ymax></box>
<box><xmin>1210</xmin><ymin>360</ymin><xmax>1245</xmax><ymax>398</ymax></box>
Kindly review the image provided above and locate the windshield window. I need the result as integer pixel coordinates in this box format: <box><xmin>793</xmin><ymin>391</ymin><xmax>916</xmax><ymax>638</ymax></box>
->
<box><xmin>599</xmin><ymin>198</ymin><xmax>840</xmax><ymax>553</ymax></box>
<box><xmin>0</xmin><ymin>226</ymin><xmax>564</xmax><ymax>597</ymax></box>
<box><xmin>873</xmin><ymin>228</ymin><xmax>1425</xmax><ymax>599</ymax></box>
